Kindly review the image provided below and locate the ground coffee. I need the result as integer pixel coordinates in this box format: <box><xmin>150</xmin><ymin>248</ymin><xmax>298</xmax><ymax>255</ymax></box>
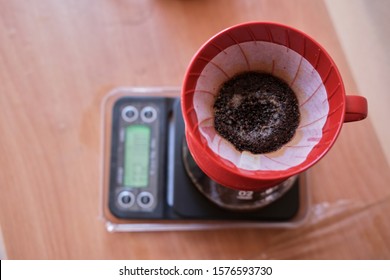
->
<box><xmin>213</xmin><ymin>71</ymin><xmax>300</xmax><ymax>154</ymax></box>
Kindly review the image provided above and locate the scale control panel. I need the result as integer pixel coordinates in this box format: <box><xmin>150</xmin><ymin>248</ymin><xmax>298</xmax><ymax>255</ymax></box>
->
<box><xmin>108</xmin><ymin>97</ymin><xmax>169</xmax><ymax>219</ymax></box>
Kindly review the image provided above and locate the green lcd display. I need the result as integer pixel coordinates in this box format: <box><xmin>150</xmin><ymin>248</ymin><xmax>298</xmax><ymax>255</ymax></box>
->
<box><xmin>124</xmin><ymin>125</ymin><xmax>151</xmax><ymax>187</ymax></box>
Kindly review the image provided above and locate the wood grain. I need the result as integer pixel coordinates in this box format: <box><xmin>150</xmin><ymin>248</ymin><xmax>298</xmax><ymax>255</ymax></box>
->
<box><xmin>0</xmin><ymin>0</ymin><xmax>389</xmax><ymax>259</ymax></box>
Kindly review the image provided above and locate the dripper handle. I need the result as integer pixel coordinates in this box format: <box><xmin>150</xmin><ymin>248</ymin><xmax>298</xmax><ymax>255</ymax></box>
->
<box><xmin>344</xmin><ymin>95</ymin><xmax>368</xmax><ymax>122</ymax></box>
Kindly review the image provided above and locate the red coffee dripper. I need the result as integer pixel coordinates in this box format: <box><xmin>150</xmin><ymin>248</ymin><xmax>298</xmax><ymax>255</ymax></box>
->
<box><xmin>182</xmin><ymin>22</ymin><xmax>367</xmax><ymax>191</ymax></box>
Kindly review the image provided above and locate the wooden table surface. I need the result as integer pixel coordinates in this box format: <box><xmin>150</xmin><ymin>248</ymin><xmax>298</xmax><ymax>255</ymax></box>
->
<box><xmin>1</xmin><ymin>0</ymin><xmax>389</xmax><ymax>259</ymax></box>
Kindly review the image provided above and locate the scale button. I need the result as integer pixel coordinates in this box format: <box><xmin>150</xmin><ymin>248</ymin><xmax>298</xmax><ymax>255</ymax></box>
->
<box><xmin>140</xmin><ymin>106</ymin><xmax>157</xmax><ymax>123</ymax></box>
<box><xmin>121</xmin><ymin>106</ymin><xmax>139</xmax><ymax>122</ymax></box>
<box><xmin>137</xmin><ymin>192</ymin><xmax>154</xmax><ymax>208</ymax></box>
<box><xmin>122</xmin><ymin>196</ymin><xmax>131</xmax><ymax>204</ymax></box>
<box><xmin>117</xmin><ymin>191</ymin><xmax>135</xmax><ymax>208</ymax></box>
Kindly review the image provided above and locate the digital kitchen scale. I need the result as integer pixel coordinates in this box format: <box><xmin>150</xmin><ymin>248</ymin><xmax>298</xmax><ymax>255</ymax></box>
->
<box><xmin>101</xmin><ymin>87</ymin><xmax>309</xmax><ymax>232</ymax></box>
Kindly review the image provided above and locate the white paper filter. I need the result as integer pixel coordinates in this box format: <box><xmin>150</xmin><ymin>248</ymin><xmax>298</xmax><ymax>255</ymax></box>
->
<box><xmin>193</xmin><ymin>41</ymin><xmax>329</xmax><ymax>171</ymax></box>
